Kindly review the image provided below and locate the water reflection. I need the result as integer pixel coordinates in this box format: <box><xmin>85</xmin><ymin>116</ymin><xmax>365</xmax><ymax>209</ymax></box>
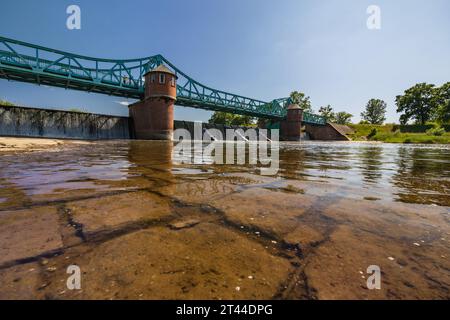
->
<box><xmin>359</xmin><ymin>146</ymin><xmax>383</xmax><ymax>184</ymax></box>
<box><xmin>0</xmin><ymin>141</ymin><xmax>448</xmax><ymax>207</ymax></box>
<box><xmin>392</xmin><ymin>146</ymin><xmax>450</xmax><ymax>205</ymax></box>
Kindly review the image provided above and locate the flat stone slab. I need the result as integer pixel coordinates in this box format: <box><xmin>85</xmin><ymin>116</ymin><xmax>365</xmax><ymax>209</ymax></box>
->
<box><xmin>67</xmin><ymin>191</ymin><xmax>173</xmax><ymax>237</ymax></box>
<box><xmin>0</xmin><ymin>206</ymin><xmax>63</xmax><ymax>266</ymax></box>
<box><xmin>169</xmin><ymin>219</ymin><xmax>200</xmax><ymax>230</ymax></box>
<box><xmin>34</xmin><ymin>223</ymin><xmax>292</xmax><ymax>299</ymax></box>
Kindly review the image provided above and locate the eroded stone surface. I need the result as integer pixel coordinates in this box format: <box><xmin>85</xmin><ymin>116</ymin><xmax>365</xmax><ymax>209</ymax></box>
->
<box><xmin>38</xmin><ymin>223</ymin><xmax>292</xmax><ymax>300</ymax></box>
<box><xmin>66</xmin><ymin>191</ymin><xmax>173</xmax><ymax>237</ymax></box>
<box><xmin>0</xmin><ymin>262</ymin><xmax>42</xmax><ymax>300</ymax></box>
<box><xmin>304</xmin><ymin>226</ymin><xmax>450</xmax><ymax>299</ymax></box>
<box><xmin>0</xmin><ymin>206</ymin><xmax>63</xmax><ymax>266</ymax></box>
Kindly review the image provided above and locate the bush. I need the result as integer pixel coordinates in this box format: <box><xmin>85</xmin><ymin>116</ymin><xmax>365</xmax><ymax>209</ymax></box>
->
<box><xmin>392</xmin><ymin>124</ymin><xmax>435</xmax><ymax>133</ymax></box>
<box><xmin>404</xmin><ymin>138</ymin><xmax>412</xmax><ymax>144</ymax></box>
<box><xmin>426</xmin><ymin>127</ymin><xmax>445</xmax><ymax>136</ymax></box>
<box><xmin>367</xmin><ymin>128</ymin><xmax>377</xmax><ymax>139</ymax></box>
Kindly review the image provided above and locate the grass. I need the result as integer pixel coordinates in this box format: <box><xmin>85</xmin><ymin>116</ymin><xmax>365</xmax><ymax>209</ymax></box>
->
<box><xmin>347</xmin><ymin>124</ymin><xmax>450</xmax><ymax>144</ymax></box>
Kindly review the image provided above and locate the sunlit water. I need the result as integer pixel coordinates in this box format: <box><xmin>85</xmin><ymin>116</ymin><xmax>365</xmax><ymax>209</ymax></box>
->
<box><xmin>1</xmin><ymin>141</ymin><xmax>448</xmax><ymax>206</ymax></box>
<box><xmin>0</xmin><ymin>141</ymin><xmax>448</xmax><ymax>299</ymax></box>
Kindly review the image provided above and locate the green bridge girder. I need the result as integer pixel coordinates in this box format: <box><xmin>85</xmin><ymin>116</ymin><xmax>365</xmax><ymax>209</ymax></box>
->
<box><xmin>0</xmin><ymin>36</ymin><xmax>326</xmax><ymax>124</ymax></box>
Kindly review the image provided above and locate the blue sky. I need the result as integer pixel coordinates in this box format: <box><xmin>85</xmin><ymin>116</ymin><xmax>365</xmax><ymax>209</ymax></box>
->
<box><xmin>0</xmin><ymin>0</ymin><xmax>449</xmax><ymax>123</ymax></box>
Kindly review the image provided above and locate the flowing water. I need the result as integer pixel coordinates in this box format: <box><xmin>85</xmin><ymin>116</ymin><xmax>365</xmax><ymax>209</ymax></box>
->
<box><xmin>0</xmin><ymin>140</ymin><xmax>448</xmax><ymax>299</ymax></box>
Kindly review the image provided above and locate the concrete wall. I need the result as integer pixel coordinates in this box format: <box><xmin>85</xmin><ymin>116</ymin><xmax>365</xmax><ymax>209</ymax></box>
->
<box><xmin>174</xmin><ymin>120</ymin><xmax>263</xmax><ymax>140</ymax></box>
<box><xmin>305</xmin><ymin>123</ymin><xmax>350</xmax><ymax>141</ymax></box>
<box><xmin>0</xmin><ymin>106</ymin><xmax>130</xmax><ymax>140</ymax></box>
<box><xmin>263</xmin><ymin>120</ymin><xmax>349</xmax><ymax>141</ymax></box>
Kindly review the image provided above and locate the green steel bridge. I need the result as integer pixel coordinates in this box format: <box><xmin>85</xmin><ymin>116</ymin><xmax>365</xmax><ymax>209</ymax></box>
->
<box><xmin>0</xmin><ymin>36</ymin><xmax>325</xmax><ymax>124</ymax></box>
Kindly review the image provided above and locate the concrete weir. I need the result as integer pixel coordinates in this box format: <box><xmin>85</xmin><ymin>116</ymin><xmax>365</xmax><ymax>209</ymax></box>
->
<box><xmin>0</xmin><ymin>106</ymin><xmax>130</xmax><ymax>140</ymax></box>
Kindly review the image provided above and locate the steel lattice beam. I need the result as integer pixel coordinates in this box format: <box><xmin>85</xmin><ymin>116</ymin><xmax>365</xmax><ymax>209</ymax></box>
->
<box><xmin>0</xmin><ymin>36</ymin><xmax>326</xmax><ymax>124</ymax></box>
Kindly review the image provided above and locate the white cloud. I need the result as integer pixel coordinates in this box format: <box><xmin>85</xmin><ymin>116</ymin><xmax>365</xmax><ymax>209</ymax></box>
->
<box><xmin>114</xmin><ymin>101</ymin><xmax>131</xmax><ymax>106</ymax></box>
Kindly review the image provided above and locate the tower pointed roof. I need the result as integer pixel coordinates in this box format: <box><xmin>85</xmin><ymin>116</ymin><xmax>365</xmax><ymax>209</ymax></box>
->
<box><xmin>144</xmin><ymin>64</ymin><xmax>177</xmax><ymax>78</ymax></box>
<box><xmin>287</xmin><ymin>104</ymin><xmax>301</xmax><ymax>110</ymax></box>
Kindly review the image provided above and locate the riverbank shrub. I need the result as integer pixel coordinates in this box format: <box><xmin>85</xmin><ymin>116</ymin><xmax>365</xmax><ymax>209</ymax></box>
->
<box><xmin>349</xmin><ymin>123</ymin><xmax>450</xmax><ymax>144</ymax></box>
<box><xmin>426</xmin><ymin>127</ymin><xmax>445</xmax><ymax>136</ymax></box>
<box><xmin>368</xmin><ymin>128</ymin><xmax>377</xmax><ymax>139</ymax></box>
<box><xmin>392</xmin><ymin>124</ymin><xmax>435</xmax><ymax>133</ymax></box>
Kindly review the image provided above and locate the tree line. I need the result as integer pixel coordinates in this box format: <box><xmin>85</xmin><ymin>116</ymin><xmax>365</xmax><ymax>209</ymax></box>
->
<box><xmin>207</xmin><ymin>82</ymin><xmax>450</xmax><ymax>127</ymax></box>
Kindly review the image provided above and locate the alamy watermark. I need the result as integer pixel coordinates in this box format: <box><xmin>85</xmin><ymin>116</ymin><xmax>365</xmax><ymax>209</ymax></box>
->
<box><xmin>66</xmin><ymin>5</ymin><xmax>81</xmax><ymax>30</ymax></box>
<box><xmin>366</xmin><ymin>265</ymin><xmax>381</xmax><ymax>290</ymax></box>
<box><xmin>66</xmin><ymin>265</ymin><xmax>81</xmax><ymax>290</ymax></box>
<box><xmin>367</xmin><ymin>5</ymin><xmax>381</xmax><ymax>30</ymax></box>
<box><xmin>173</xmin><ymin>123</ymin><xmax>279</xmax><ymax>176</ymax></box>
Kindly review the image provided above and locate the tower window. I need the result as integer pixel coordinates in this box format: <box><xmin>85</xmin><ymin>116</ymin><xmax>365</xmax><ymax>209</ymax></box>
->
<box><xmin>159</xmin><ymin>73</ymin><xmax>166</xmax><ymax>84</ymax></box>
<box><xmin>170</xmin><ymin>76</ymin><xmax>176</xmax><ymax>87</ymax></box>
<box><xmin>150</xmin><ymin>74</ymin><xmax>155</xmax><ymax>83</ymax></box>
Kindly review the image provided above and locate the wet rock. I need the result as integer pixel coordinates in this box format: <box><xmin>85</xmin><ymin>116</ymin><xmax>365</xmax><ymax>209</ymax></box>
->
<box><xmin>363</xmin><ymin>196</ymin><xmax>381</xmax><ymax>201</ymax></box>
<box><xmin>169</xmin><ymin>219</ymin><xmax>200</xmax><ymax>230</ymax></box>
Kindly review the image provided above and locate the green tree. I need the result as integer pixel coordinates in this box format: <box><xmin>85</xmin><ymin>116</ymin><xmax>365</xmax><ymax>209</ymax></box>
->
<box><xmin>290</xmin><ymin>91</ymin><xmax>312</xmax><ymax>113</ymax></box>
<box><xmin>435</xmin><ymin>82</ymin><xmax>450</xmax><ymax>124</ymax></box>
<box><xmin>230</xmin><ymin>114</ymin><xmax>255</xmax><ymax>126</ymax></box>
<box><xmin>208</xmin><ymin>112</ymin><xmax>233</xmax><ymax>125</ymax></box>
<box><xmin>208</xmin><ymin>111</ymin><xmax>255</xmax><ymax>126</ymax></box>
<box><xmin>0</xmin><ymin>99</ymin><xmax>14</xmax><ymax>106</ymax></box>
<box><xmin>318</xmin><ymin>105</ymin><xmax>336</xmax><ymax>122</ymax></box>
<box><xmin>396</xmin><ymin>83</ymin><xmax>438</xmax><ymax>125</ymax></box>
<box><xmin>68</xmin><ymin>108</ymin><xmax>88</xmax><ymax>113</ymax></box>
<box><xmin>335</xmin><ymin>111</ymin><xmax>353</xmax><ymax>125</ymax></box>
<box><xmin>361</xmin><ymin>99</ymin><xmax>387</xmax><ymax>124</ymax></box>
<box><xmin>256</xmin><ymin>118</ymin><xmax>268</xmax><ymax>128</ymax></box>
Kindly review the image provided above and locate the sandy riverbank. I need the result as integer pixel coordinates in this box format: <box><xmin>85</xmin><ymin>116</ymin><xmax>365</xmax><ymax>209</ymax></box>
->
<box><xmin>0</xmin><ymin>137</ymin><xmax>91</xmax><ymax>153</ymax></box>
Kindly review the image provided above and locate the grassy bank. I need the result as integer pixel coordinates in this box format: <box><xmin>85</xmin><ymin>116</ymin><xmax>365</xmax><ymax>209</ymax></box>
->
<box><xmin>347</xmin><ymin>124</ymin><xmax>450</xmax><ymax>144</ymax></box>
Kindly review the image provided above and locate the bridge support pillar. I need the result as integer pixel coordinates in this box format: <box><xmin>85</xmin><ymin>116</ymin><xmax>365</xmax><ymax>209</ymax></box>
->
<box><xmin>129</xmin><ymin>65</ymin><xmax>178</xmax><ymax>140</ymax></box>
<box><xmin>280</xmin><ymin>104</ymin><xmax>303</xmax><ymax>141</ymax></box>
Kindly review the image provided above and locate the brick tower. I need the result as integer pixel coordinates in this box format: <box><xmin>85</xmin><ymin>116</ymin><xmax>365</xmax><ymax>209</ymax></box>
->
<box><xmin>280</xmin><ymin>104</ymin><xmax>303</xmax><ymax>141</ymax></box>
<box><xmin>129</xmin><ymin>65</ymin><xmax>177</xmax><ymax>140</ymax></box>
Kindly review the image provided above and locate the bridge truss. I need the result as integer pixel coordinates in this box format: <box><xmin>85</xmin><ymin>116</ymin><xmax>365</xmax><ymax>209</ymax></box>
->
<box><xmin>0</xmin><ymin>36</ymin><xmax>325</xmax><ymax>124</ymax></box>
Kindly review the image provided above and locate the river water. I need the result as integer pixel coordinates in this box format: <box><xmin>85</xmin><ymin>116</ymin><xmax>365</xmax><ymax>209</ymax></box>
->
<box><xmin>0</xmin><ymin>140</ymin><xmax>448</xmax><ymax>299</ymax></box>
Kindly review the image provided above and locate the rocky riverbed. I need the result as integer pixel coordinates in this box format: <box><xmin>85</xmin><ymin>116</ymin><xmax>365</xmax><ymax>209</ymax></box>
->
<box><xmin>0</xmin><ymin>140</ymin><xmax>448</xmax><ymax>299</ymax></box>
